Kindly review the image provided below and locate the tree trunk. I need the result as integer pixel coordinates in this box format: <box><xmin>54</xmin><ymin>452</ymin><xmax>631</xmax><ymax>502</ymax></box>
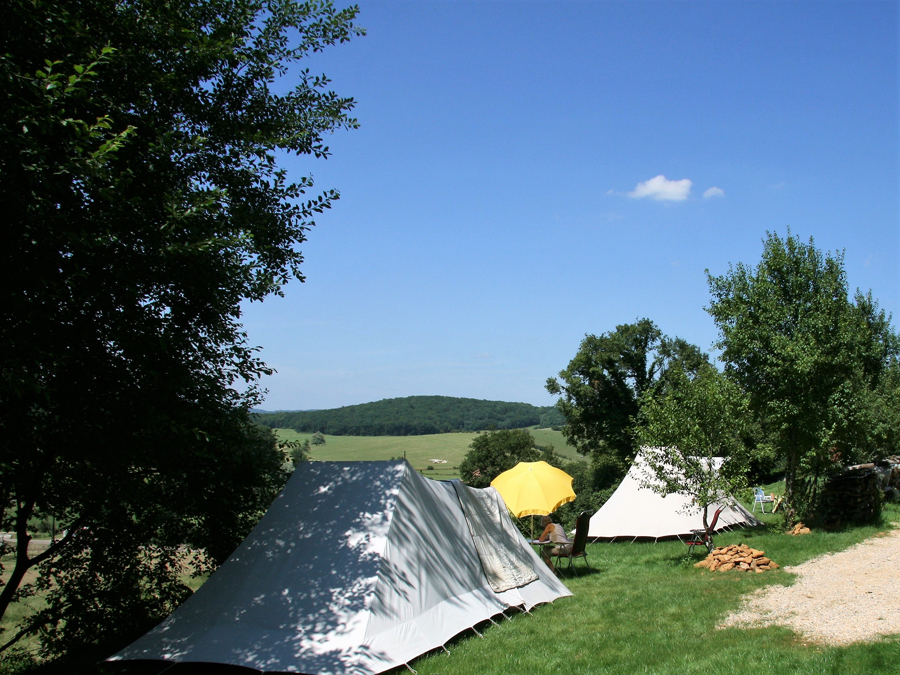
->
<box><xmin>0</xmin><ymin>499</ymin><xmax>35</xmax><ymax>623</ymax></box>
<box><xmin>784</xmin><ymin>436</ymin><xmax>799</xmax><ymax>527</ymax></box>
<box><xmin>0</xmin><ymin>501</ymin><xmax>80</xmax><ymax>625</ymax></box>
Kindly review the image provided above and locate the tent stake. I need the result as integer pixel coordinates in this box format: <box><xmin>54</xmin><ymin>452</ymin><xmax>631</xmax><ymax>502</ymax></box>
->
<box><xmin>404</xmin><ymin>663</ymin><xmax>418</xmax><ymax>674</ymax></box>
<box><xmin>471</xmin><ymin>626</ymin><xmax>484</xmax><ymax>638</ymax></box>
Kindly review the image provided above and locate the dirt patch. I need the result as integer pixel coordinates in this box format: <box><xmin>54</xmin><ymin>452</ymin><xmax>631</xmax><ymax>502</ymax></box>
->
<box><xmin>719</xmin><ymin>526</ymin><xmax>900</xmax><ymax>645</ymax></box>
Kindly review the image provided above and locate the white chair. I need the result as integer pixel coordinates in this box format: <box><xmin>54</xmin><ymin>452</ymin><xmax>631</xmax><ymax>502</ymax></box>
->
<box><xmin>752</xmin><ymin>487</ymin><xmax>775</xmax><ymax>513</ymax></box>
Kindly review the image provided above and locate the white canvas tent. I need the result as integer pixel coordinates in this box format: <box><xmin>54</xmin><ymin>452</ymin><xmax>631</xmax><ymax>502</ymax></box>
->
<box><xmin>587</xmin><ymin>453</ymin><xmax>761</xmax><ymax>540</ymax></box>
<box><xmin>110</xmin><ymin>460</ymin><xmax>570</xmax><ymax>674</ymax></box>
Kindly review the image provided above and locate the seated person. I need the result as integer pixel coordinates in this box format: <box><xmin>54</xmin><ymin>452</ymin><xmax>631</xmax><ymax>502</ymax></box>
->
<box><xmin>537</xmin><ymin>515</ymin><xmax>572</xmax><ymax>570</ymax></box>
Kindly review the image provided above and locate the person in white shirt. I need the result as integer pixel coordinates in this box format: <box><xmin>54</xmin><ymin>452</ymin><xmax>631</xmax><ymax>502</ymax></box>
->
<box><xmin>537</xmin><ymin>515</ymin><xmax>572</xmax><ymax>571</ymax></box>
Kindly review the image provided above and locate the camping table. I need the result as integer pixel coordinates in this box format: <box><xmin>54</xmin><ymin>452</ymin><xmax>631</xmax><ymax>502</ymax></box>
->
<box><xmin>529</xmin><ymin>539</ymin><xmax>555</xmax><ymax>556</ymax></box>
<box><xmin>529</xmin><ymin>539</ymin><xmax>561</xmax><ymax>556</ymax></box>
<box><xmin>530</xmin><ymin>540</ymin><xmax>565</xmax><ymax>575</ymax></box>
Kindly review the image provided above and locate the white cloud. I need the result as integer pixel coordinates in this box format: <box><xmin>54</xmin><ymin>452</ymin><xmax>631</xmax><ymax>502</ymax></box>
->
<box><xmin>628</xmin><ymin>175</ymin><xmax>692</xmax><ymax>201</ymax></box>
<box><xmin>703</xmin><ymin>186</ymin><xmax>725</xmax><ymax>199</ymax></box>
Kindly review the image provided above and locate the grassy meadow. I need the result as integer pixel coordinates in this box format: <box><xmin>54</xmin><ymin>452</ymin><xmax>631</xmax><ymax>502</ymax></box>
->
<box><xmin>275</xmin><ymin>426</ymin><xmax>584</xmax><ymax>480</ymax></box>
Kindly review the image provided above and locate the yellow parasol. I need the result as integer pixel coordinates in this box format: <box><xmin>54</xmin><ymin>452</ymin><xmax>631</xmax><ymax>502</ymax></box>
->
<box><xmin>490</xmin><ymin>461</ymin><xmax>576</xmax><ymax>518</ymax></box>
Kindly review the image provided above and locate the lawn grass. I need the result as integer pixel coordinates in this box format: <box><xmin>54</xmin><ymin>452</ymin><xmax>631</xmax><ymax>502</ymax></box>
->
<box><xmin>409</xmin><ymin>502</ymin><xmax>900</xmax><ymax>675</ymax></box>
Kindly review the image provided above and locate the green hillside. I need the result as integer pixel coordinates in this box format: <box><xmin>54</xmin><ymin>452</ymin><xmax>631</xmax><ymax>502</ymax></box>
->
<box><xmin>255</xmin><ymin>395</ymin><xmax>565</xmax><ymax>436</ymax></box>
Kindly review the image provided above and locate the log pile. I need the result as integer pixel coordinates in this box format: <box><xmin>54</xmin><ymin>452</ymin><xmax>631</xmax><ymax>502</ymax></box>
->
<box><xmin>820</xmin><ymin>464</ymin><xmax>882</xmax><ymax>527</ymax></box>
<box><xmin>876</xmin><ymin>456</ymin><xmax>900</xmax><ymax>501</ymax></box>
<box><xmin>693</xmin><ymin>544</ymin><xmax>780</xmax><ymax>573</ymax></box>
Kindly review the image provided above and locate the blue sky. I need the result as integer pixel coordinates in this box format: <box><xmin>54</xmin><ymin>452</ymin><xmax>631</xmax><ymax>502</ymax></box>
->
<box><xmin>242</xmin><ymin>0</ymin><xmax>899</xmax><ymax>411</ymax></box>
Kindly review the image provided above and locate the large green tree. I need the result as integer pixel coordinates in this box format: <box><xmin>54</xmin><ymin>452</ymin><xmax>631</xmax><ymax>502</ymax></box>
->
<box><xmin>545</xmin><ymin>319</ymin><xmax>709</xmax><ymax>466</ymax></box>
<box><xmin>0</xmin><ymin>0</ymin><xmax>361</xmax><ymax>659</ymax></box>
<box><xmin>706</xmin><ymin>232</ymin><xmax>899</xmax><ymax>523</ymax></box>
<box><xmin>459</xmin><ymin>429</ymin><xmax>542</xmax><ymax>489</ymax></box>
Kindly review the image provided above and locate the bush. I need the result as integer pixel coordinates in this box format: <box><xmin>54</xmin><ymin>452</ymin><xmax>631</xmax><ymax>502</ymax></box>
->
<box><xmin>0</xmin><ymin>649</ymin><xmax>38</xmax><ymax>675</ymax></box>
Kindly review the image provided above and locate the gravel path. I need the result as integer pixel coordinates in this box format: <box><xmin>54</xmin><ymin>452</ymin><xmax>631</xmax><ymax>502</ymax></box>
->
<box><xmin>719</xmin><ymin>527</ymin><xmax>900</xmax><ymax>645</ymax></box>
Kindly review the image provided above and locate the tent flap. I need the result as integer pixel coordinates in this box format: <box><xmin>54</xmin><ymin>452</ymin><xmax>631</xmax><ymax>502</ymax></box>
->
<box><xmin>451</xmin><ymin>480</ymin><xmax>538</xmax><ymax>592</ymax></box>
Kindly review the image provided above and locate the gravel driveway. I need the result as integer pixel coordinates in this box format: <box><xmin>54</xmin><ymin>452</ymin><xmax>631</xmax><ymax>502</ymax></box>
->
<box><xmin>719</xmin><ymin>526</ymin><xmax>900</xmax><ymax>645</ymax></box>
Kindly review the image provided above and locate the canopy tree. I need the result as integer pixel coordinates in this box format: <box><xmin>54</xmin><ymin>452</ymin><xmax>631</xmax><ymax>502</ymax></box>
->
<box><xmin>634</xmin><ymin>366</ymin><xmax>751</xmax><ymax>541</ymax></box>
<box><xmin>459</xmin><ymin>429</ymin><xmax>543</xmax><ymax>489</ymax></box>
<box><xmin>545</xmin><ymin>319</ymin><xmax>709</xmax><ymax>477</ymax></box>
<box><xmin>706</xmin><ymin>231</ymin><xmax>899</xmax><ymax>523</ymax></box>
<box><xmin>0</xmin><ymin>0</ymin><xmax>361</xmax><ymax>660</ymax></box>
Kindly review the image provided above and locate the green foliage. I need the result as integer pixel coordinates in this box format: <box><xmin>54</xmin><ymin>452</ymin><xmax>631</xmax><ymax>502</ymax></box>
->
<box><xmin>537</xmin><ymin>408</ymin><xmax>566</xmax><ymax>429</ymax></box>
<box><xmin>869</xmin><ymin>358</ymin><xmax>900</xmax><ymax>458</ymax></box>
<box><xmin>311</xmin><ymin>431</ymin><xmax>326</xmax><ymax>446</ymax></box>
<box><xmin>285</xmin><ymin>439</ymin><xmax>310</xmax><ymax>466</ymax></box>
<box><xmin>634</xmin><ymin>366</ymin><xmax>751</xmax><ymax>534</ymax></box>
<box><xmin>533</xmin><ymin>454</ymin><xmax>599</xmax><ymax>532</ymax></box>
<box><xmin>546</xmin><ymin>318</ymin><xmax>709</xmax><ymax>472</ymax></box>
<box><xmin>0</xmin><ymin>0</ymin><xmax>360</xmax><ymax>659</ymax></box>
<box><xmin>459</xmin><ymin>429</ymin><xmax>543</xmax><ymax>488</ymax></box>
<box><xmin>0</xmin><ymin>647</ymin><xmax>37</xmax><ymax>675</ymax></box>
<box><xmin>707</xmin><ymin>231</ymin><xmax>899</xmax><ymax>522</ymax></box>
<box><xmin>255</xmin><ymin>396</ymin><xmax>556</xmax><ymax>435</ymax></box>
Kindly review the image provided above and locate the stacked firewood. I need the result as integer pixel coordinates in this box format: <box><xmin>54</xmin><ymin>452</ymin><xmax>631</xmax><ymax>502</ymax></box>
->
<box><xmin>693</xmin><ymin>544</ymin><xmax>780</xmax><ymax>573</ymax></box>
<box><xmin>789</xmin><ymin>522</ymin><xmax>811</xmax><ymax>535</ymax></box>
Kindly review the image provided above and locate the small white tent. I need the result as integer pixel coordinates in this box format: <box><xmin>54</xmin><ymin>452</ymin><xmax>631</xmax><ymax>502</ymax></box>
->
<box><xmin>587</xmin><ymin>453</ymin><xmax>761</xmax><ymax>540</ymax></box>
<box><xmin>110</xmin><ymin>460</ymin><xmax>570</xmax><ymax>674</ymax></box>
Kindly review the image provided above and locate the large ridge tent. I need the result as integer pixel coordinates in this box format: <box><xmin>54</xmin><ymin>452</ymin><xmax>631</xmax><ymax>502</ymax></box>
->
<box><xmin>110</xmin><ymin>460</ymin><xmax>570</xmax><ymax>674</ymax></box>
<box><xmin>587</xmin><ymin>452</ymin><xmax>761</xmax><ymax>540</ymax></box>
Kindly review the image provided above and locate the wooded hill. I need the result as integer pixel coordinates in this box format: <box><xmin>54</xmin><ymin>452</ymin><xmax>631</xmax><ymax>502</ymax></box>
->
<box><xmin>253</xmin><ymin>396</ymin><xmax>565</xmax><ymax>436</ymax></box>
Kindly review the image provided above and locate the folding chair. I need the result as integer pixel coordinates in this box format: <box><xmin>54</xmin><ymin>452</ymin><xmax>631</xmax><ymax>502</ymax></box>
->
<box><xmin>553</xmin><ymin>511</ymin><xmax>592</xmax><ymax>576</ymax></box>
<box><xmin>685</xmin><ymin>508</ymin><xmax>722</xmax><ymax>555</ymax></box>
<box><xmin>752</xmin><ymin>488</ymin><xmax>775</xmax><ymax>513</ymax></box>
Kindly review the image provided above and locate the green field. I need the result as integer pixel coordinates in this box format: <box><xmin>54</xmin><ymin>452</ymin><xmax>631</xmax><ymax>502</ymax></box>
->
<box><xmin>275</xmin><ymin>427</ymin><xmax>584</xmax><ymax>481</ymax></box>
<box><xmin>528</xmin><ymin>427</ymin><xmax>582</xmax><ymax>460</ymax></box>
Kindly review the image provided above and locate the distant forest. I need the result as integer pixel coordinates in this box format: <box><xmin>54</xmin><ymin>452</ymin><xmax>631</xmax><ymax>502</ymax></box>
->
<box><xmin>253</xmin><ymin>396</ymin><xmax>565</xmax><ymax>436</ymax></box>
